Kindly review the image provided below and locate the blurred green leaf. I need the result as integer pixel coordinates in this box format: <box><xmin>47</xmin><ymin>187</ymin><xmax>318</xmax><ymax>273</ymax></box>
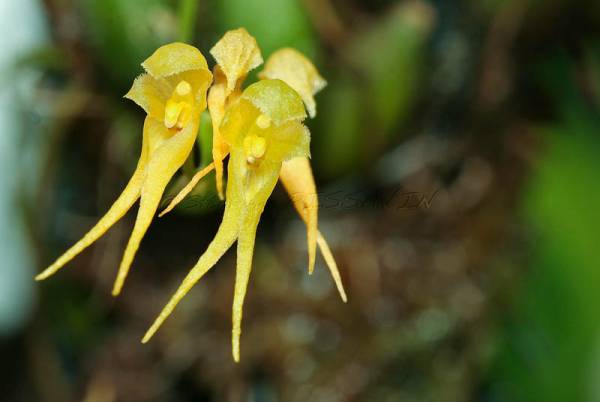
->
<box><xmin>178</xmin><ymin>0</ymin><xmax>200</xmax><ymax>43</ymax></box>
<box><xmin>312</xmin><ymin>73</ymin><xmax>364</xmax><ymax>178</ymax></box>
<box><xmin>490</xmin><ymin>54</ymin><xmax>600</xmax><ymax>402</ymax></box>
<box><xmin>14</xmin><ymin>45</ymin><xmax>68</xmax><ymax>72</ymax></box>
<box><xmin>80</xmin><ymin>0</ymin><xmax>176</xmax><ymax>92</ymax></box>
<box><xmin>214</xmin><ymin>0</ymin><xmax>317</xmax><ymax>58</ymax></box>
<box><xmin>347</xmin><ymin>2</ymin><xmax>434</xmax><ymax>137</ymax></box>
<box><xmin>313</xmin><ymin>2</ymin><xmax>434</xmax><ymax>178</ymax></box>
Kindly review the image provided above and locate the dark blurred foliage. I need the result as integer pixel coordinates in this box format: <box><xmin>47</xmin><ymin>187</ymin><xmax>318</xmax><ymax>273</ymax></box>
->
<box><xmin>2</xmin><ymin>0</ymin><xmax>600</xmax><ymax>401</ymax></box>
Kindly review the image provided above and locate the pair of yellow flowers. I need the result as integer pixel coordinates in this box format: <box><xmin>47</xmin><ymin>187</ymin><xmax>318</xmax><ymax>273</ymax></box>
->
<box><xmin>36</xmin><ymin>28</ymin><xmax>346</xmax><ymax>362</ymax></box>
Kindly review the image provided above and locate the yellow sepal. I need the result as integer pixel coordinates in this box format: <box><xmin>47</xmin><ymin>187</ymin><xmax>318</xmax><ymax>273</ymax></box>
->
<box><xmin>280</xmin><ymin>157</ymin><xmax>347</xmax><ymax>301</ymax></box>
<box><xmin>259</xmin><ymin>48</ymin><xmax>326</xmax><ymax>118</ymax></box>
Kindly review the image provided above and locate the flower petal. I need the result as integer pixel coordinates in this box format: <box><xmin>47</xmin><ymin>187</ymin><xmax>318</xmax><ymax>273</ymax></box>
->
<box><xmin>280</xmin><ymin>157</ymin><xmax>317</xmax><ymax>273</ymax></box>
<box><xmin>232</xmin><ymin>211</ymin><xmax>260</xmax><ymax>362</ymax></box>
<box><xmin>259</xmin><ymin>48</ymin><xmax>326</xmax><ymax>118</ymax></box>
<box><xmin>241</xmin><ymin>79</ymin><xmax>307</xmax><ymax>125</ymax></box>
<box><xmin>142</xmin><ymin>42</ymin><xmax>209</xmax><ymax>78</ymax></box>
<box><xmin>124</xmin><ymin>73</ymin><xmax>172</xmax><ymax>120</ymax></box>
<box><xmin>210</xmin><ymin>28</ymin><xmax>263</xmax><ymax>95</ymax></box>
<box><xmin>317</xmin><ymin>232</ymin><xmax>347</xmax><ymax>302</ymax></box>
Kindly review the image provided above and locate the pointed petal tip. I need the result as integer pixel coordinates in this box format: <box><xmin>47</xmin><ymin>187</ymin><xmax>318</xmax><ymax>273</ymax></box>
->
<box><xmin>141</xmin><ymin>333</ymin><xmax>152</xmax><ymax>344</ymax></box>
<box><xmin>111</xmin><ymin>277</ymin><xmax>125</xmax><ymax>297</ymax></box>
<box><xmin>308</xmin><ymin>254</ymin><xmax>316</xmax><ymax>275</ymax></box>
<box><xmin>34</xmin><ymin>273</ymin><xmax>47</xmax><ymax>281</ymax></box>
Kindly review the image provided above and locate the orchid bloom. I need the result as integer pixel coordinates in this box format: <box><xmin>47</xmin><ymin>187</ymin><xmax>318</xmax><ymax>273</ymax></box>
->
<box><xmin>143</xmin><ymin>32</ymin><xmax>346</xmax><ymax>362</ymax></box>
<box><xmin>143</xmin><ymin>79</ymin><xmax>311</xmax><ymax>361</ymax></box>
<box><xmin>36</xmin><ymin>43</ymin><xmax>212</xmax><ymax>296</ymax></box>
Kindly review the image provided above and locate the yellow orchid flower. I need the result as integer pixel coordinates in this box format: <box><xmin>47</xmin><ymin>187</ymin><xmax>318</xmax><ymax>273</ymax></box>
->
<box><xmin>36</xmin><ymin>43</ymin><xmax>212</xmax><ymax>296</ymax></box>
<box><xmin>143</xmin><ymin>79</ymin><xmax>312</xmax><ymax>361</ymax></box>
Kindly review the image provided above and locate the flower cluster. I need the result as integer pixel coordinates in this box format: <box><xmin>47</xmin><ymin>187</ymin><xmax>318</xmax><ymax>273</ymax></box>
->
<box><xmin>38</xmin><ymin>28</ymin><xmax>346</xmax><ymax>362</ymax></box>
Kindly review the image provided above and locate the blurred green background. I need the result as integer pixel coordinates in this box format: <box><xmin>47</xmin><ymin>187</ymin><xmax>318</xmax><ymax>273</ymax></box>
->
<box><xmin>1</xmin><ymin>0</ymin><xmax>600</xmax><ymax>401</ymax></box>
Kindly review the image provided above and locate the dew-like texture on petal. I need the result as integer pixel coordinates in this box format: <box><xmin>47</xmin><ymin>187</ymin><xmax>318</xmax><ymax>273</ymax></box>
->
<box><xmin>241</xmin><ymin>79</ymin><xmax>307</xmax><ymax>125</ymax></box>
<box><xmin>259</xmin><ymin>48</ymin><xmax>326</xmax><ymax>118</ymax></box>
<box><xmin>210</xmin><ymin>28</ymin><xmax>263</xmax><ymax>95</ymax></box>
<box><xmin>142</xmin><ymin>42</ymin><xmax>209</xmax><ymax>78</ymax></box>
<box><xmin>125</xmin><ymin>74</ymin><xmax>172</xmax><ymax>120</ymax></box>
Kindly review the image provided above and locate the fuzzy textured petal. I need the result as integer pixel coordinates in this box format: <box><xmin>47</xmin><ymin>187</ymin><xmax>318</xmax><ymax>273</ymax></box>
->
<box><xmin>259</xmin><ymin>48</ymin><xmax>326</xmax><ymax>118</ymax></box>
<box><xmin>142</xmin><ymin>42</ymin><xmax>209</xmax><ymax>78</ymax></box>
<box><xmin>210</xmin><ymin>28</ymin><xmax>263</xmax><ymax>95</ymax></box>
<box><xmin>241</xmin><ymin>79</ymin><xmax>307</xmax><ymax>125</ymax></box>
<box><xmin>125</xmin><ymin>74</ymin><xmax>172</xmax><ymax>121</ymax></box>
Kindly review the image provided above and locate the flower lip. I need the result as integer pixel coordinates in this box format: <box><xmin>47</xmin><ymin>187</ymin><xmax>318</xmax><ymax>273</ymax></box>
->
<box><xmin>241</xmin><ymin>79</ymin><xmax>307</xmax><ymax>125</ymax></box>
<box><xmin>163</xmin><ymin>79</ymin><xmax>195</xmax><ymax>130</ymax></box>
<box><xmin>243</xmin><ymin>135</ymin><xmax>267</xmax><ymax>164</ymax></box>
